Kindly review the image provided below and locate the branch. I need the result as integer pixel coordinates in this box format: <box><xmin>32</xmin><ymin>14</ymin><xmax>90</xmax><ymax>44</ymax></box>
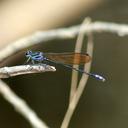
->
<box><xmin>70</xmin><ymin>18</ymin><xmax>90</xmax><ymax>102</ymax></box>
<box><xmin>61</xmin><ymin>18</ymin><xmax>94</xmax><ymax>128</ymax></box>
<box><xmin>0</xmin><ymin>64</ymin><xmax>56</xmax><ymax>78</ymax></box>
<box><xmin>0</xmin><ymin>79</ymin><xmax>49</xmax><ymax>128</ymax></box>
<box><xmin>0</xmin><ymin>21</ymin><xmax>128</xmax><ymax>62</ymax></box>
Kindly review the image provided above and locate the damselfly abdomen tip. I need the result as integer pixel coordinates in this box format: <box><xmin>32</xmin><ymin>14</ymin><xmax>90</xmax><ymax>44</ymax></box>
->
<box><xmin>90</xmin><ymin>73</ymin><xmax>106</xmax><ymax>82</ymax></box>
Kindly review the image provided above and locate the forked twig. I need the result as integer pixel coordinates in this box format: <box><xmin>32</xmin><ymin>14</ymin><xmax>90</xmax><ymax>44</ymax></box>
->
<box><xmin>61</xmin><ymin>19</ymin><xmax>94</xmax><ymax>128</ymax></box>
<box><xmin>70</xmin><ymin>17</ymin><xmax>91</xmax><ymax>102</ymax></box>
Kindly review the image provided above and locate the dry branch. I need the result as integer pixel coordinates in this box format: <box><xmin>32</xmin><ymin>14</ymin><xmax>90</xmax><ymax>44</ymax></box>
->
<box><xmin>61</xmin><ymin>18</ymin><xmax>94</xmax><ymax>128</ymax></box>
<box><xmin>0</xmin><ymin>79</ymin><xmax>49</xmax><ymax>128</ymax></box>
<box><xmin>70</xmin><ymin>18</ymin><xmax>90</xmax><ymax>102</ymax></box>
<box><xmin>0</xmin><ymin>21</ymin><xmax>128</xmax><ymax>62</ymax></box>
<box><xmin>0</xmin><ymin>64</ymin><xmax>56</xmax><ymax>78</ymax></box>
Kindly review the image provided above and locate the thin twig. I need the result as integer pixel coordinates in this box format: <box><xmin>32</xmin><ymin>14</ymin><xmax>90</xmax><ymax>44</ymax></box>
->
<box><xmin>0</xmin><ymin>64</ymin><xmax>56</xmax><ymax>78</ymax></box>
<box><xmin>61</xmin><ymin>26</ymin><xmax>94</xmax><ymax>128</ymax></box>
<box><xmin>70</xmin><ymin>17</ymin><xmax>91</xmax><ymax>102</ymax></box>
<box><xmin>0</xmin><ymin>21</ymin><xmax>128</xmax><ymax>62</ymax></box>
<box><xmin>0</xmin><ymin>79</ymin><xmax>49</xmax><ymax>128</ymax></box>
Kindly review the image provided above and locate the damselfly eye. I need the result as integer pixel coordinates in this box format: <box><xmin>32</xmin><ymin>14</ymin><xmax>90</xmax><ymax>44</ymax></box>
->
<box><xmin>25</xmin><ymin>50</ymin><xmax>32</xmax><ymax>56</ymax></box>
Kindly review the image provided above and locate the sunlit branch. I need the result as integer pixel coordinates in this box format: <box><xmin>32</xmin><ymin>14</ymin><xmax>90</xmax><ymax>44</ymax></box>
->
<box><xmin>0</xmin><ymin>64</ymin><xmax>56</xmax><ymax>78</ymax></box>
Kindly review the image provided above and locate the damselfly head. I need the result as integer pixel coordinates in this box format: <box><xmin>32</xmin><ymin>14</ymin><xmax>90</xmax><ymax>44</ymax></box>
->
<box><xmin>25</xmin><ymin>50</ymin><xmax>32</xmax><ymax>57</ymax></box>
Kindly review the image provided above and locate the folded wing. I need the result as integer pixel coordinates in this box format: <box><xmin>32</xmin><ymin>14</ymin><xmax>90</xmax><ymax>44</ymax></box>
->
<box><xmin>44</xmin><ymin>52</ymin><xmax>91</xmax><ymax>65</ymax></box>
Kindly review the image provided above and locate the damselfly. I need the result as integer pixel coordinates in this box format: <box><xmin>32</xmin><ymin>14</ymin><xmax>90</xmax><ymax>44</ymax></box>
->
<box><xmin>25</xmin><ymin>50</ymin><xmax>106</xmax><ymax>82</ymax></box>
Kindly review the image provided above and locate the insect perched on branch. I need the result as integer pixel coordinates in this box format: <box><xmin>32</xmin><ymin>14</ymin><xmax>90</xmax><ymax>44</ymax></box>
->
<box><xmin>25</xmin><ymin>50</ymin><xmax>106</xmax><ymax>82</ymax></box>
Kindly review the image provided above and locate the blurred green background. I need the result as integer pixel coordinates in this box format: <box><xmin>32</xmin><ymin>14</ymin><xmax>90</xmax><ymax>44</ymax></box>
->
<box><xmin>0</xmin><ymin>0</ymin><xmax>128</xmax><ymax>128</ymax></box>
